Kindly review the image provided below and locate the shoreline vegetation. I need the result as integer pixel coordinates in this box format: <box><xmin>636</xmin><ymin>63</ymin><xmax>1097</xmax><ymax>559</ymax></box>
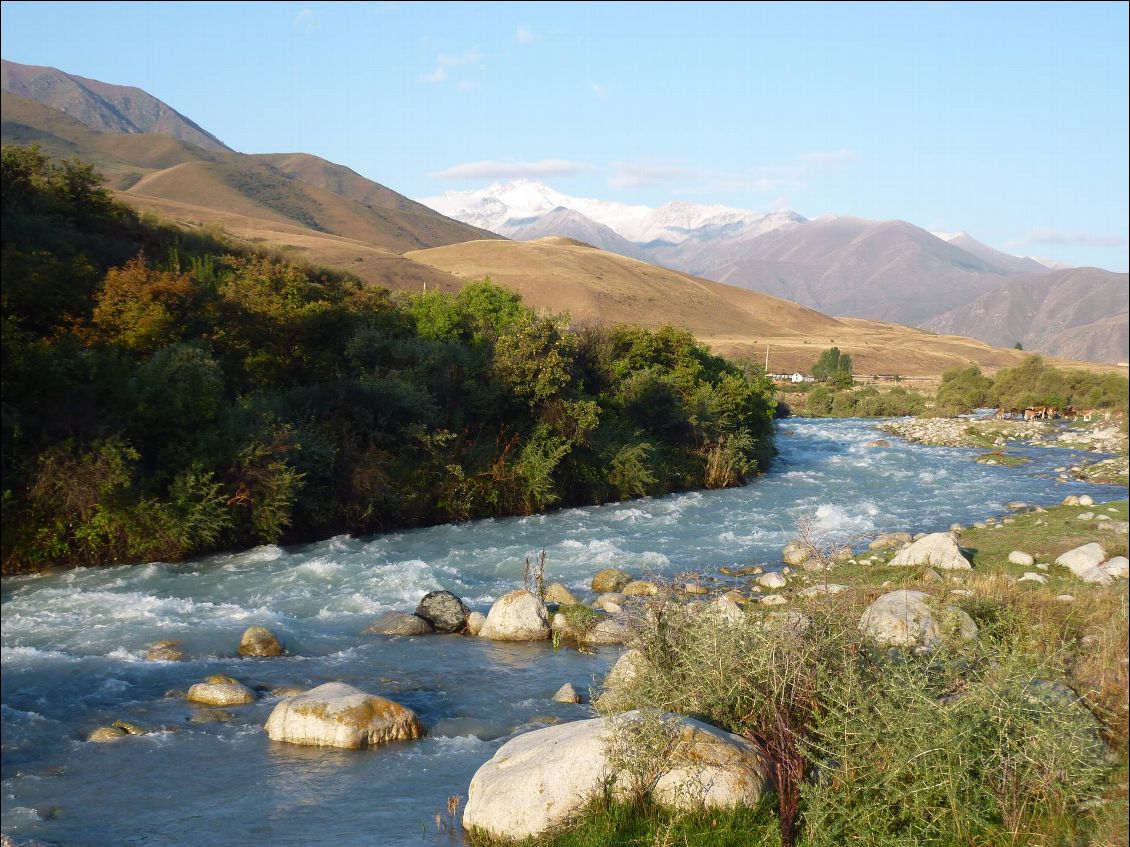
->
<box><xmin>0</xmin><ymin>146</ymin><xmax>775</xmax><ymax>574</ymax></box>
<box><xmin>461</xmin><ymin>497</ymin><xmax>1130</xmax><ymax>847</ymax></box>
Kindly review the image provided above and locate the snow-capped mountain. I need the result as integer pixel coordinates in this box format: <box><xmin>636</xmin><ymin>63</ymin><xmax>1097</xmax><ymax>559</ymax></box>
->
<box><xmin>420</xmin><ymin>179</ymin><xmax>806</xmax><ymax>246</ymax></box>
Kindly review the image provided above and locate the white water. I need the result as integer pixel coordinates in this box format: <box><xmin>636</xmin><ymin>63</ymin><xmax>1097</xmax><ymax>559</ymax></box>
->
<box><xmin>0</xmin><ymin>418</ymin><xmax>1121</xmax><ymax>846</ymax></box>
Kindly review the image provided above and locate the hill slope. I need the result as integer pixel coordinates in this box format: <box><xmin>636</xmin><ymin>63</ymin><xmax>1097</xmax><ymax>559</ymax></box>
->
<box><xmin>922</xmin><ymin>268</ymin><xmax>1130</xmax><ymax>364</ymax></box>
<box><xmin>2</xmin><ymin>59</ymin><xmax>231</xmax><ymax>152</ymax></box>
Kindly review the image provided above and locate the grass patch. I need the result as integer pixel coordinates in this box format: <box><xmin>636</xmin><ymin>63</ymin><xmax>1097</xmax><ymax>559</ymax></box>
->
<box><xmin>975</xmin><ymin>451</ymin><xmax>1031</xmax><ymax>467</ymax></box>
<box><xmin>467</xmin><ymin>798</ymin><xmax>781</xmax><ymax>847</ymax></box>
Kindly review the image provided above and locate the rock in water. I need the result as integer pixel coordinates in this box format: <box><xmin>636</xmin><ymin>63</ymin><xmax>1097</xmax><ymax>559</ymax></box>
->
<box><xmin>414</xmin><ymin>590</ymin><xmax>470</xmax><ymax>633</ymax></box>
<box><xmin>552</xmin><ymin>683</ymin><xmax>581</xmax><ymax>704</ymax></box>
<box><xmin>364</xmin><ymin>611</ymin><xmax>434</xmax><ymax>636</ymax></box>
<box><xmin>186</xmin><ymin>679</ymin><xmax>256</xmax><ymax>706</ymax></box>
<box><xmin>144</xmin><ymin>640</ymin><xmax>186</xmax><ymax>661</ymax></box>
<box><xmin>466</xmin><ymin>611</ymin><xmax>486</xmax><ymax>636</ymax></box>
<box><xmin>591</xmin><ymin>568</ymin><xmax>631</xmax><ymax>593</ymax></box>
<box><xmin>858</xmin><ymin>589</ymin><xmax>978</xmax><ymax>649</ymax></box>
<box><xmin>542</xmin><ymin>582</ymin><xmax>578</xmax><ymax>606</ymax></box>
<box><xmin>87</xmin><ymin>726</ymin><xmax>127</xmax><ymax>743</ymax></box>
<box><xmin>462</xmin><ymin>713</ymin><xmax>770</xmax><ymax>842</ymax></box>
<box><xmin>238</xmin><ymin>626</ymin><xmax>284</xmax><ymax>657</ymax></box>
<box><xmin>264</xmin><ymin>682</ymin><xmax>424</xmax><ymax>749</ymax></box>
<box><xmin>478</xmin><ymin>590</ymin><xmax>550</xmax><ymax>641</ymax></box>
<box><xmin>888</xmin><ymin>533</ymin><xmax>971</xmax><ymax>570</ymax></box>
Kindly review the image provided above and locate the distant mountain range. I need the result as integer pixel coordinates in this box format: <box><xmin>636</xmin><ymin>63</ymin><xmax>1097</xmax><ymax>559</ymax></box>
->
<box><xmin>3</xmin><ymin>58</ymin><xmax>1125</xmax><ymax>370</ymax></box>
<box><xmin>422</xmin><ymin>182</ymin><xmax>1129</xmax><ymax>364</ymax></box>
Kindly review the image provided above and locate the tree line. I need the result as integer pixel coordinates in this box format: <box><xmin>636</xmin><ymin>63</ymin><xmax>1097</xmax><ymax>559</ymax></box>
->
<box><xmin>0</xmin><ymin>146</ymin><xmax>776</xmax><ymax>573</ymax></box>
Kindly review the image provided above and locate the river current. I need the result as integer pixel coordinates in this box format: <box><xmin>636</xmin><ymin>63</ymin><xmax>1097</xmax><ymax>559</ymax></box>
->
<box><xmin>0</xmin><ymin>417</ymin><xmax>1121</xmax><ymax>846</ymax></box>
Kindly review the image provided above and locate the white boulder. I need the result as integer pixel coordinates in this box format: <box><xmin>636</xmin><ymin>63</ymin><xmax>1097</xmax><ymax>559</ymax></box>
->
<box><xmin>756</xmin><ymin>572</ymin><xmax>787</xmax><ymax>590</ymax></box>
<box><xmin>1103</xmin><ymin>556</ymin><xmax>1129</xmax><ymax>578</ymax></box>
<box><xmin>479</xmin><ymin>590</ymin><xmax>551</xmax><ymax>641</ymax></box>
<box><xmin>1056</xmin><ymin>543</ymin><xmax>1109</xmax><ymax>581</ymax></box>
<box><xmin>1007</xmin><ymin>551</ymin><xmax>1035</xmax><ymax>567</ymax></box>
<box><xmin>264</xmin><ymin>682</ymin><xmax>423</xmax><ymax>749</ymax></box>
<box><xmin>462</xmin><ymin>713</ymin><xmax>770</xmax><ymax>842</ymax></box>
<box><xmin>858</xmin><ymin>589</ymin><xmax>978</xmax><ymax>649</ymax></box>
<box><xmin>888</xmin><ymin>533</ymin><xmax>971</xmax><ymax>571</ymax></box>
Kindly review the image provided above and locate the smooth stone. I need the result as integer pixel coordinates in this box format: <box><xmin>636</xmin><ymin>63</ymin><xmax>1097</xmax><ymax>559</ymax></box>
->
<box><xmin>798</xmin><ymin>583</ymin><xmax>849</xmax><ymax>597</ymax></box>
<box><xmin>1078</xmin><ymin>495</ymin><xmax>1094</xmax><ymax>506</ymax></box>
<box><xmin>1077</xmin><ymin>512</ymin><xmax>1096</xmax><ymax>521</ymax></box>
<box><xmin>461</xmin><ymin>712</ymin><xmax>771</xmax><ymax>842</ymax></box>
<box><xmin>552</xmin><ymin>683</ymin><xmax>581</xmax><ymax>704</ymax></box>
<box><xmin>1056</xmin><ymin>543</ymin><xmax>1108</xmax><ymax>579</ymax></box>
<box><xmin>888</xmin><ymin>532</ymin><xmax>971</xmax><ymax>571</ymax></box>
<box><xmin>866</xmin><ymin>439</ymin><xmax>891</xmax><ymax>447</ymax></box>
<box><xmin>414</xmin><ymin>590</ymin><xmax>470</xmax><ymax>633</ymax></box>
<box><xmin>466</xmin><ymin>611</ymin><xmax>486</xmax><ymax>636</ymax></box>
<box><xmin>364</xmin><ymin>611</ymin><xmax>434</xmax><ymax>636</ymax></box>
<box><xmin>870</xmin><ymin>532</ymin><xmax>912</xmax><ymax>551</ymax></box>
<box><xmin>682</xmin><ymin>582</ymin><xmax>710</xmax><ymax>595</ymax></box>
<box><xmin>111</xmin><ymin>720</ymin><xmax>149</xmax><ymax>736</ymax></box>
<box><xmin>87</xmin><ymin>726</ymin><xmax>127</xmax><ymax>743</ymax></box>
<box><xmin>756</xmin><ymin>572</ymin><xmax>787</xmax><ymax>590</ymax></box>
<box><xmin>271</xmin><ymin>686</ymin><xmax>305</xmax><ymax>698</ymax></box>
<box><xmin>707</xmin><ymin>595</ymin><xmax>745</xmax><ymax>624</ymax></box>
<box><xmin>186</xmin><ymin>681</ymin><xmax>256</xmax><ymax>706</ymax></box>
<box><xmin>189</xmin><ymin>708</ymin><xmax>233</xmax><ymax>724</ymax></box>
<box><xmin>542</xmin><ymin>583</ymin><xmax>578</xmax><ymax>606</ymax></box>
<box><xmin>760</xmin><ymin>594</ymin><xmax>788</xmax><ymax>606</ymax></box>
<box><xmin>582</xmin><ymin>619</ymin><xmax>632</xmax><ymax>646</ymax></box>
<box><xmin>1017</xmin><ymin>572</ymin><xmax>1048</xmax><ymax>585</ymax></box>
<box><xmin>1062</xmin><ymin>495</ymin><xmax>1080</xmax><ymax>506</ymax></box>
<box><xmin>593</xmin><ymin>593</ymin><xmax>625</xmax><ymax>612</ymax></box>
<box><xmin>1007</xmin><ymin>501</ymin><xmax>1028</xmax><ymax>511</ymax></box>
<box><xmin>479</xmin><ymin>590</ymin><xmax>550</xmax><ymax>641</ymax></box>
<box><xmin>591</xmin><ymin>568</ymin><xmax>631</xmax><ymax>593</ymax></box>
<box><xmin>782</xmin><ymin>542</ymin><xmax>810</xmax><ymax>566</ymax></box>
<box><xmin>1055</xmin><ymin>594</ymin><xmax>1076</xmax><ymax>603</ymax></box>
<box><xmin>858</xmin><ymin>589</ymin><xmax>978</xmax><ymax>650</ymax></box>
<box><xmin>238</xmin><ymin>625</ymin><xmax>284</xmax><ymax>657</ymax></box>
<box><xmin>264</xmin><ymin>682</ymin><xmax>424</xmax><ymax>749</ymax></box>
<box><xmin>1008</xmin><ymin>550</ymin><xmax>1035</xmax><ymax>567</ymax></box>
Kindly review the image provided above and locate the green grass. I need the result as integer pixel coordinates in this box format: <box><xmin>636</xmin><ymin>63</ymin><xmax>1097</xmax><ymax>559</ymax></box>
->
<box><xmin>466</xmin><ymin>799</ymin><xmax>781</xmax><ymax>847</ymax></box>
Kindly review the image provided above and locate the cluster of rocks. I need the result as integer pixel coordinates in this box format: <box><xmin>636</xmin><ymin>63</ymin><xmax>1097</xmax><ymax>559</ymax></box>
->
<box><xmin>880</xmin><ymin>417</ymin><xmax>1049</xmax><ymax>448</ymax></box>
<box><xmin>143</xmin><ymin>625</ymin><xmax>286</xmax><ymax>664</ymax></box>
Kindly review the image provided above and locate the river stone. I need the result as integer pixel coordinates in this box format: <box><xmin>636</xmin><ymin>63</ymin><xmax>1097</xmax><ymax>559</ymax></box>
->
<box><xmin>870</xmin><ymin>532</ymin><xmax>912</xmax><ymax>551</ymax></box>
<box><xmin>889</xmin><ymin>532</ymin><xmax>971</xmax><ymax>571</ymax></box>
<box><xmin>760</xmin><ymin>594</ymin><xmax>788</xmax><ymax>606</ymax></box>
<box><xmin>542</xmin><ymin>583</ymin><xmax>577</xmax><ymax>606</ymax></box>
<box><xmin>582</xmin><ymin>618</ymin><xmax>632</xmax><ymax>646</ymax></box>
<box><xmin>1078</xmin><ymin>495</ymin><xmax>1094</xmax><ymax>506</ymax></box>
<box><xmin>364</xmin><ymin>611</ymin><xmax>434</xmax><ymax>636</ymax></box>
<box><xmin>782</xmin><ymin>542</ymin><xmax>810</xmax><ymax>566</ymax></box>
<box><xmin>859</xmin><ymin>589</ymin><xmax>978</xmax><ymax>650</ymax></box>
<box><xmin>187</xmin><ymin>680</ymin><xmax>256</xmax><ymax>706</ymax></box>
<box><xmin>466</xmin><ymin>611</ymin><xmax>486</xmax><ymax>636</ymax></box>
<box><xmin>682</xmin><ymin>582</ymin><xmax>710</xmax><ymax>595</ymax></box>
<box><xmin>479</xmin><ymin>590</ymin><xmax>550</xmax><ymax>641</ymax></box>
<box><xmin>1062</xmin><ymin>495</ymin><xmax>1080</xmax><ymax>506</ymax></box>
<box><xmin>1018</xmin><ymin>572</ymin><xmax>1048</xmax><ymax>585</ymax></box>
<box><xmin>1104</xmin><ymin>556</ymin><xmax>1129</xmax><ymax>578</ymax></box>
<box><xmin>1056</xmin><ymin>543</ymin><xmax>1108</xmax><ymax>578</ymax></box>
<box><xmin>621</xmin><ymin>579</ymin><xmax>660</xmax><ymax>596</ymax></box>
<box><xmin>1008</xmin><ymin>551</ymin><xmax>1035</xmax><ymax>567</ymax></box>
<box><xmin>265</xmin><ymin>682</ymin><xmax>424</xmax><ymax>749</ymax></box>
<box><xmin>798</xmin><ymin>583</ymin><xmax>849</xmax><ymax>597</ymax></box>
<box><xmin>87</xmin><ymin>726</ymin><xmax>127</xmax><ymax>743</ymax></box>
<box><xmin>708</xmin><ymin>595</ymin><xmax>745</xmax><ymax>624</ymax></box>
<box><xmin>239</xmin><ymin>626</ymin><xmax>285</xmax><ymax>657</ymax></box>
<box><xmin>112</xmin><ymin>720</ymin><xmax>149</xmax><ymax>736</ymax></box>
<box><xmin>598</xmin><ymin>648</ymin><xmax>647</xmax><ymax>712</ymax></box>
<box><xmin>867</xmin><ymin>439</ymin><xmax>891</xmax><ymax>448</ymax></box>
<box><xmin>414</xmin><ymin>590</ymin><xmax>470</xmax><ymax>633</ymax></box>
<box><xmin>272</xmin><ymin>686</ymin><xmax>306</xmax><ymax>698</ymax></box>
<box><xmin>591</xmin><ymin>568</ymin><xmax>631</xmax><ymax>593</ymax></box>
<box><xmin>144</xmin><ymin>640</ymin><xmax>186</xmax><ymax>662</ymax></box>
<box><xmin>190</xmin><ymin>708</ymin><xmax>234</xmax><ymax>724</ymax></box>
<box><xmin>552</xmin><ymin>683</ymin><xmax>581</xmax><ymax>704</ymax></box>
<box><xmin>593</xmin><ymin>592</ymin><xmax>626</xmax><ymax>612</ymax></box>
<box><xmin>462</xmin><ymin>712</ymin><xmax>770</xmax><ymax>841</ymax></box>
<box><xmin>756</xmin><ymin>571</ymin><xmax>787</xmax><ymax>590</ymax></box>
<box><xmin>1007</xmin><ymin>501</ymin><xmax>1029</xmax><ymax>511</ymax></box>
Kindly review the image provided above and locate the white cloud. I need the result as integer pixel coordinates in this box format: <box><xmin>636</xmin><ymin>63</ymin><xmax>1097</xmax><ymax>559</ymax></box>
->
<box><xmin>293</xmin><ymin>8</ymin><xmax>316</xmax><ymax>33</ymax></box>
<box><xmin>420</xmin><ymin>46</ymin><xmax>484</xmax><ymax>85</ymax></box>
<box><xmin>1025</xmin><ymin>229</ymin><xmax>1128</xmax><ymax>248</ymax></box>
<box><xmin>608</xmin><ymin>160</ymin><xmax>689</xmax><ymax>189</ymax></box>
<box><xmin>431</xmin><ymin>159</ymin><xmax>594</xmax><ymax>181</ymax></box>
<box><xmin>516</xmin><ymin>25</ymin><xmax>538</xmax><ymax>44</ymax></box>
<box><xmin>589</xmin><ymin>82</ymin><xmax>607</xmax><ymax>100</ymax></box>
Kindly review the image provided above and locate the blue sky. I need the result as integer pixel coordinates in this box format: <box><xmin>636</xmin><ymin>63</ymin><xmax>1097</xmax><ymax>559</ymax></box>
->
<box><xmin>2</xmin><ymin>1</ymin><xmax>1127</xmax><ymax>269</ymax></box>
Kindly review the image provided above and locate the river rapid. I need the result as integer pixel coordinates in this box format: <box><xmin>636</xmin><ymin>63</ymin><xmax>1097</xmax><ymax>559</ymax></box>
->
<box><xmin>1</xmin><ymin>417</ymin><xmax>1121</xmax><ymax>847</ymax></box>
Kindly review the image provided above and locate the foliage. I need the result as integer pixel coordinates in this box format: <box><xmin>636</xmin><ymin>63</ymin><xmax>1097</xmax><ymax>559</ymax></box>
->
<box><xmin>798</xmin><ymin>386</ymin><xmax>927</xmax><ymax>418</ymax></box>
<box><xmin>811</xmin><ymin>347</ymin><xmax>853</xmax><ymax>387</ymax></box>
<box><xmin>935</xmin><ymin>358</ymin><xmax>1129</xmax><ymax>416</ymax></box>
<box><xmin>0</xmin><ymin>147</ymin><xmax>777</xmax><ymax>572</ymax></box>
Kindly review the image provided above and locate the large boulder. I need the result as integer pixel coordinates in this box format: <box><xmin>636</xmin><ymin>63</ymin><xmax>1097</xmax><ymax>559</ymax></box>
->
<box><xmin>591</xmin><ymin>568</ymin><xmax>631</xmax><ymax>593</ymax></box>
<box><xmin>239</xmin><ymin>626</ymin><xmax>284</xmax><ymax>657</ymax></box>
<box><xmin>414</xmin><ymin>590</ymin><xmax>470</xmax><ymax>633</ymax></box>
<box><xmin>782</xmin><ymin>542</ymin><xmax>810</xmax><ymax>566</ymax></box>
<box><xmin>462</xmin><ymin>713</ymin><xmax>771</xmax><ymax>842</ymax></box>
<box><xmin>889</xmin><ymin>533</ymin><xmax>971</xmax><ymax>571</ymax></box>
<box><xmin>187</xmin><ymin>677</ymin><xmax>256</xmax><ymax>706</ymax></box>
<box><xmin>859</xmin><ymin>589</ymin><xmax>978</xmax><ymax>650</ymax></box>
<box><xmin>1056</xmin><ymin>543</ymin><xmax>1112</xmax><ymax>585</ymax></box>
<box><xmin>264</xmin><ymin>682</ymin><xmax>424</xmax><ymax>749</ymax></box>
<box><xmin>479</xmin><ymin>590</ymin><xmax>550</xmax><ymax>641</ymax></box>
<box><xmin>364</xmin><ymin>611</ymin><xmax>434</xmax><ymax>636</ymax></box>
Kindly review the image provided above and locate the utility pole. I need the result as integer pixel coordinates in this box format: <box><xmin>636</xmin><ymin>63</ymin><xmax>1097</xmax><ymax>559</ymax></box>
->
<box><xmin>764</xmin><ymin>344</ymin><xmax>770</xmax><ymax>373</ymax></box>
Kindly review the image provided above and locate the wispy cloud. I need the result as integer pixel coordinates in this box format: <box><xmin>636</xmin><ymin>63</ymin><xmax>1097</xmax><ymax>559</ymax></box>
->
<box><xmin>589</xmin><ymin>82</ymin><xmax>607</xmax><ymax>100</ymax></box>
<box><xmin>432</xmin><ymin>159</ymin><xmax>594</xmax><ymax>181</ymax></box>
<box><xmin>293</xmin><ymin>7</ymin><xmax>317</xmax><ymax>34</ymax></box>
<box><xmin>420</xmin><ymin>47</ymin><xmax>484</xmax><ymax>84</ymax></box>
<box><xmin>516</xmin><ymin>24</ymin><xmax>539</xmax><ymax>44</ymax></box>
<box><xmin>1022</xmin><ymin>228</ymin><xmax>1128</xmax><ymax>248</ymax></box>
<box><xmin>608</xmin><ymin>160</ymin><xmax>690</xmax><ymax>189</ymax></box>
